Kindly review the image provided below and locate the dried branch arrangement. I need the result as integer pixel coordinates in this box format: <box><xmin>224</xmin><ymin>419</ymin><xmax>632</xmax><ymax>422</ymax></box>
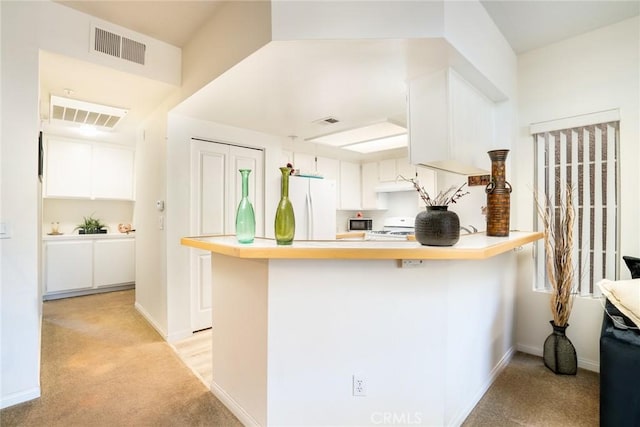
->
<box><xmin>399</xmin><ymin>175</ymin><xmax>469</xmax><ymax>207</ymax></box>
<box><xmin>534</xmin><ymin>184</ymin><xmax>576</xmax><ymax>327</ymax></box>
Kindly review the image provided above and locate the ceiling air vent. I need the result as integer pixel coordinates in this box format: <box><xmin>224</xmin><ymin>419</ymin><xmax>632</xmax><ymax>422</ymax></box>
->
<box><xmin>49</xmin><ymin>95</ymin><xmax>128</xmax><ymax>130</ymax></box>
<box><xmin>313</xmin><ymin>116</ymin><xmax>340</xmax><ymax>126</ymax></box>
<box><xmin>92</xmin><ymin>25</ymin><xmax>146</xmax><ymax>65</ymax></box>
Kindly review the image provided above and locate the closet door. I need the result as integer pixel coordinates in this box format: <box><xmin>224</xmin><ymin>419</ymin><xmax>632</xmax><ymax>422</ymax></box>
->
<box><xmin>190</xmin><ymin>140</ymin><xmax>229</xmax><ymax>332</ymax></box>
<box><xmin>189</xmin><ymin>140</ymin><xmax>264</xmax><ymax>332</ymax></box>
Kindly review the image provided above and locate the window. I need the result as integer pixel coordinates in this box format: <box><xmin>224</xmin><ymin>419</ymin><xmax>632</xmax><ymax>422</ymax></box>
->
<box><xmin>533</xmin><ymin>115</ymin><xmax>619</xmax><ymax>296</ymax></box>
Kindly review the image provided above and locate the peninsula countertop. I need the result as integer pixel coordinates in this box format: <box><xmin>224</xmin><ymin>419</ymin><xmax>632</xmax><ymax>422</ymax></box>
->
<box><xmin>181</xmin><ymin>231</ymin><xmax>542</xmax><ymax>260</ymax></box>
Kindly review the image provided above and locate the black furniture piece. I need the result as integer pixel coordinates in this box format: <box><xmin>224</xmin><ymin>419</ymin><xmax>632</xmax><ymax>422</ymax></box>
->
<box><xmin>600</xmin><ymin>256</ymin><xmax>640</xmax><ymax>427</ymax></box>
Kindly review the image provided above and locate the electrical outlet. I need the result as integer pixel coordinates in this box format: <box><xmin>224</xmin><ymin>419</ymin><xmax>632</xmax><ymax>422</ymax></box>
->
<box><xmin>352</xmin><ymin>375</ymin><xmax>366</xmax><ymax>397</ymax></box>
<box><xmin>401</xmin><ymin>259</ymin><xmax>424</xmax><ymax>268</ymax></box>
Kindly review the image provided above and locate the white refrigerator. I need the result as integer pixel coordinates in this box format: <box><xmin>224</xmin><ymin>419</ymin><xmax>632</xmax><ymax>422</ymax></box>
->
<box><xmin>288</xmin><ymin>176</ymin><xmax>337</xmax><ymax>240</ymax></box>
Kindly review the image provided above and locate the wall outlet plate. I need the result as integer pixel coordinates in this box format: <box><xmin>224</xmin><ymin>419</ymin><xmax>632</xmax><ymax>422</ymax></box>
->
<box><xmin>352</xmin><ymin>375</ymin><xmax>366</xmax><ymax>396</ymax></box>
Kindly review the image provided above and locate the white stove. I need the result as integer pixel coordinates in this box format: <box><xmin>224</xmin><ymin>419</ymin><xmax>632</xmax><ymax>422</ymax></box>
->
<box><xmin>365</xmin><ymin>217</ymin><xmax>415</xmax><ymax>241</ymax></box>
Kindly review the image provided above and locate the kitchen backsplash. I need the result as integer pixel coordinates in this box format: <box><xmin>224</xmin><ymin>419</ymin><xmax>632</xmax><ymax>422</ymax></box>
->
<box><xmin>43</xmin><ymin>199</ymin><xmax>134</xmax><ymax>235</ymax></box>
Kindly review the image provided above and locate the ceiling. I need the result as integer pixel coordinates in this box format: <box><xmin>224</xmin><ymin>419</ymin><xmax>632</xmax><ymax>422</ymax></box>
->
<box><xmin>45</xmin><ymin>1</ymin><xmax>639</xmax><ymax>149</ymax></box>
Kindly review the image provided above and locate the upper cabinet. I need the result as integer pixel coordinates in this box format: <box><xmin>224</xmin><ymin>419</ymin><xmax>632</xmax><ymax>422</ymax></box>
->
<box><xmin>44</xmin><ymin>137</ymin><xmax>135</xmax><ymax>200</ymax></box>
<box><xmin>339</xmin><ymin>161</ymin><xmax>361</xmax><ymax>210</ymax></box>
<box><xmin>407</xmin><ymin>68</ymin><xmax>494</xmax><ymax>176</ymax></box>
<box><xmin>92</xmin><ymin>145</ymin><xmax>135</xmax><ymax>200</ymax></box>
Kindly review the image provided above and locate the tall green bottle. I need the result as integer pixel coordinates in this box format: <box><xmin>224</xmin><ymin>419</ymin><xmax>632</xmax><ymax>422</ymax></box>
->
<box><xmin>274</xmin><ymin>166</ymin><xmax>295</xmax><ymax>245</ymax></box>
<box><xmin>235</xmin><ymin>169</ymin><xmax>255</xmax><ymax>244</ymax></box>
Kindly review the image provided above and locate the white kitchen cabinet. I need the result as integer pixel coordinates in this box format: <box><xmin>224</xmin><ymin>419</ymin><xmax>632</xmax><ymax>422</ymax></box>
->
<box><xmin>396</xmin><ymin>158</ymin><xmax>416</xmax><ymax>181</ymax></box>
<box><xmin>316</xmin><ymin>156</ymin><xmax>340</xmax><ymax>206</ymax></box>
<box><xmin>44</xmin><ymin>136</ymin><xmax>135</xmax><ymax>200</ymax></box>
<box><xmin>44</xmin><ymin>237</ymin><xmax>136</xmax><ymax>299</ymax></box>
<box><xmin>339</xmin><ymin>161</ymin><xmax>361</xmax><ymax>210</ymax></box>
<box><xmin>408</xmin><ymin>68</ymin><xmax>493</xmax><ymax>175</ymax></box>
<box><xmin>93</xmin><ymin>239</ymin><xmax>135</xmax><ymax>287</ymax></box>
<box><xmin>361</xmin><ymin>162</ymin><xmax>379</xmax><ymax>210</ymax></box>
<box><xmin>44</xmin><ymin>139</ymin><xmax>93</xmax><ymax>198</ymax></box>
<box><xmin>45</xmin><ymin>240</ymin><xmax>93</xmax><ymax>293</ymax></box>
<box><xmin>293</xmin><ymin>152</ymin><xmax>316</xmax><ymax>174</ymax></box>
<box><xmin>316</xmin><ymin>156</ymin><xmax>339</xmax><ymax>180</ymax></box>
<box><xmin>378</xmin><ymin>159</ymin><xmax>397</xmax><ymax>182</ymax></box>
<box><xmin>93</xmin><ymin>145</ymin><xmax>135</xmax><ymax>200</ymax></box>
<box><xmin>378</xmin><ymin>157</ymin><xmax>416</xmax><ymax>182</ymax></box>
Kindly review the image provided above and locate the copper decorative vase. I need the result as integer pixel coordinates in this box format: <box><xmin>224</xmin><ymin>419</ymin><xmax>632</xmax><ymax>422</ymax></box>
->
<box><xmin>485</xmin><ymin>149</ymin><xmax>512</xmax><ymax>237</ymax></box>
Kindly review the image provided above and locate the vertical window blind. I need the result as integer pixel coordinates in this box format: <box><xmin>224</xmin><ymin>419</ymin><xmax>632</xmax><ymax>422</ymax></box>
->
<box><xmin>534</xmin><ymin>121</ymin><xmax>619</xmax><ymax>295</ymax></box>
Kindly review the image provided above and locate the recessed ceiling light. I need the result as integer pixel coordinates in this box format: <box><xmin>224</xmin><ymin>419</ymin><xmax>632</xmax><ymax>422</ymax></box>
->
<box><xmin>342</xmin><ymin>134</ymin><xmax>408</xmax><ymax>153</ymax></box>
<box><xmin>306</xmin><ymin>121</ymin><xmax>406</xmax><ymax>148</ymax></box>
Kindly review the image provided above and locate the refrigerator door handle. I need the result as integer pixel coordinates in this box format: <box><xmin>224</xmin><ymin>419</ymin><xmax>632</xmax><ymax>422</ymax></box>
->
<box><xmin>306</xmin><ymin>193</ymin><xmax>313</xmax><ymax>239</ymax></box>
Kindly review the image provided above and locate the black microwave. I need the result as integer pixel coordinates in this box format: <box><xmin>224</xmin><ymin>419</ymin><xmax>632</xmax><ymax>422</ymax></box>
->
<box><xmin>348</xmin><ymin>218</ymin><xmax>373</xmax><ymax>231</ymax></box>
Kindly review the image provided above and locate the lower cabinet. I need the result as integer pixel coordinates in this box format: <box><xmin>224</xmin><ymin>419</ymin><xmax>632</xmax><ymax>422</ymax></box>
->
<box><xmin>93</xmin><ymin>240</ymin><xmax>135</xmax><ymax>287</ymax></box>
<box><xmin>45</xmin><ymin>240</ymin><xmax>94</xmax><ymax>293</ymax></box>
<box><xmin>44</xmin><ymin>237</ymin><xmax>135</xmax><ymax>299</ymax></box>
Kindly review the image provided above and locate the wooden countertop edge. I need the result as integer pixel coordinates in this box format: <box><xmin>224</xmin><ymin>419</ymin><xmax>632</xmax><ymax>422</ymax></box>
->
<box><xmin>180</xmin><ymin>232</ymin><xmax>543</xmax><ymax>261</ymax></box>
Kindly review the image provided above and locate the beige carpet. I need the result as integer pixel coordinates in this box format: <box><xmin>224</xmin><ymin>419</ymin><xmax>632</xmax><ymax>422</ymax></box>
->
<box><xmin>463</xmin><ymin>352</ymin><xmax>599</xmax><ymax>426</ymax></box>
<box><xmin>1</xmin><ymin>289</ymin><xmax>599</xmax><ymax>426</ymax></box>
<box><xmin>0</xmin><ymin>290</ymin><xmax>241</xmax><ymax>427</ymax></box>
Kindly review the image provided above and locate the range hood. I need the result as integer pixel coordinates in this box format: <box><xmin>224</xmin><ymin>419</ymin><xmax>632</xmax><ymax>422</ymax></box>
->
<box><xmin>374</xmin><ymin>181</ymin><xmax>415</xmax><ymax>193</ymax></box>
<box><xmin>417</xmin><ymin>160</ymin><xmax>489</xmax><ymax>176</ymax></box>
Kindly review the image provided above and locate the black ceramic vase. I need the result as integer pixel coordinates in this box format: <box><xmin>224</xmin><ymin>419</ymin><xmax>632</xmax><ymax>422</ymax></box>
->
<box><xmin>543</xmin><ymin>321</ymin><xmax>577</xmax><ymax>375</ymax></box>
<box><xmin>414</xmin><ymin>206</ymin><xmax>460</xmax><ymax>246</ymax></box>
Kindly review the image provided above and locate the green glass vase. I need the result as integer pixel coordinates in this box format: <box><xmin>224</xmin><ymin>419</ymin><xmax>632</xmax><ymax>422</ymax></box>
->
<box><xmin>235</xmin><ymin>169</ymin><xmax>255</xmax><ymax>244</ymax></box>
<box><xmin>274</xmin><ymin>166</ymin><xmax>295</xmax><ymax>245</ymax></box>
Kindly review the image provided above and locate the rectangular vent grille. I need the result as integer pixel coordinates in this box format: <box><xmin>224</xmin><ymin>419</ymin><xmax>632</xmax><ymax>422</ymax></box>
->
<box><xmin>50</xmin><ymin>96</ymin><xmax>128</xmax><ymax>130</ymax></box>
<box><xmin>93</xmin><ymin>26</ymin><xmax>146</xmax><ymax>65</ymax></box>
<box><xmin>122</xmin><ymin>37</ymin><xmax>146</xmax><ymax>65</ymax></box>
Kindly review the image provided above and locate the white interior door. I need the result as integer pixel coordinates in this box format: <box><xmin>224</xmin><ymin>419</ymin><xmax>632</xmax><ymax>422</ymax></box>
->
<box><xmin>190</xmin><ymin>139</ymin><xmax>264</xmax><ymax>332</ymax></box>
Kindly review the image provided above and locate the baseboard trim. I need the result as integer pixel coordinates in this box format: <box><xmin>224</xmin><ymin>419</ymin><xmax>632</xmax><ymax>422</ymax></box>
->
<box><xmin>210</xmin><ymin>380</ymin><xmax>261</xmax><ymax>427</ymax></box>
<box><xmin>1</xmin><ymin>387</ymin><xmax>40</xmax><ymax>410</ymax></box>
<box><xmin>134</xmin><ymin>302</ymin><xmax>192</xmax><ymax>343</ymax></box>
<box><xmin>516</xmin><ymin>344</ymin><xmax>600</xmax><ymax>373</ymax></box>
<box><xmin>516</xmin><ymin>344</ymin><xmax>542</xmax><ymax>357</ymax></box>
<box><xmin>43</xmin><ymin>284</ymin><xmax>135</xmax><ymax>301</ymax></box>
<box><xmin>134</xmin><ymin>302</ymin><xmax>167</xmax><ymax>339</ymax></box>
<box><xmin>448</xmin><ymin>346</ymin><xmax>516</xmax><ymax>427</ymax></box>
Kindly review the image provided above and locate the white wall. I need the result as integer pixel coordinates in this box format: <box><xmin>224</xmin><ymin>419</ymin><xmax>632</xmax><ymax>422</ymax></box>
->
<box><xmin>43</xmin><ymin>199</ymin><xmax>134</xmax><ymax>235</ymax></box>
<box><xmin>130</xmin><ymin>1</ymin><xmax>273</xmax><ymax>342</ymax></box>
<box><xmin>513</xmin><ymin>17</ymin><xmax>640</xmax><ymax>371</ymax></box>
<box><xmin>0</xmin><ymin>0</ymin><xmax>180</xmax><ymax>408</ymax></box>
<box><xmin>205</xmin><ymin>251</ymin><xmax>520</xmax><ymax>426</ymax></box>
<box><xmin>1</xmin><ymin>0</ymin><xmax>42</xmax><ymax>409</ymax></box>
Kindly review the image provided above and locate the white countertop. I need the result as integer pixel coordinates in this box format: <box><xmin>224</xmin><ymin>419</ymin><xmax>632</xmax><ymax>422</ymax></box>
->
<box><xmin>181</xmin><ymin>231</ymin><xmax>543</xmax><ymax>260</ymax></box>
<box><xmin>43</xmin><ymin>232</ymin><xmax>136</xmax><ymax>241</ymax></box>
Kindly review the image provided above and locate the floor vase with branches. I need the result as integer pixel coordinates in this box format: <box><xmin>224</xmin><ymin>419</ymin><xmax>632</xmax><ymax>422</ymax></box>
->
<box><xmin>536</xmin><ymin>184</ymin><xmax>578</xmax><ymax>375</ymax></box>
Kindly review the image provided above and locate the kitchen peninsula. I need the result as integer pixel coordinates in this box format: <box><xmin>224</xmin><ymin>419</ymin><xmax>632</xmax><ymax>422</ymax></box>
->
<box><xmin>181</xmin><ymin>232</ymin><xmax>542</xmax><ymax>426</ymax></box>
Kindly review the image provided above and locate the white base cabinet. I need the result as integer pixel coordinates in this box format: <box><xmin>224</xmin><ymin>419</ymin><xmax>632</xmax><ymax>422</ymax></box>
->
<box><xmin>93</xmin><ymin>239</ymin><xmax>136</xmax><ymax>287</ymax></box>
<box><xmin>44</xmin><ymin>237</ymin><xmax>135</xmax><ymax>299</ymax></box>
<box><xmin>45</xmin><ymin>240</ymin><xmax>94</xmax><ymax>293</ymax></box>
